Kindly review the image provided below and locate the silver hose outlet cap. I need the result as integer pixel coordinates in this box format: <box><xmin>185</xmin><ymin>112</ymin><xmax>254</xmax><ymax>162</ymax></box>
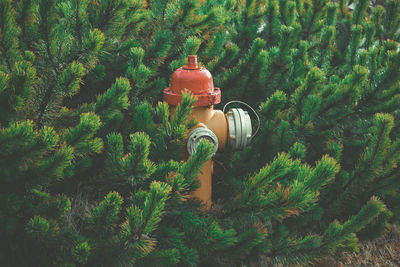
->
<box><xmin>187</xmin><ymin>127</ymin><xmax>219</xmax><ymax>156</ymax></box>
<box><xmin>226</xmin><ymin>108</ymin><xmax>252</xmax><ymax>150</ymax></box>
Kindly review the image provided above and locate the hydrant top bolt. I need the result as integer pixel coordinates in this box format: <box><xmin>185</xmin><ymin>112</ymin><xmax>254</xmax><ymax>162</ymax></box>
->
<box><xmin>184</xmin><ymin>55</ymin><xmax>199</xmax><ymax>70</ymax></box>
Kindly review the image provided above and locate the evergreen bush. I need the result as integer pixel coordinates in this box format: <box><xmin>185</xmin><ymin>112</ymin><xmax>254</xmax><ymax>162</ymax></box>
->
<box><xmin>0</xmin><ymin>0</ymin><xmax>399</xmax><ymax>266</ymax></box>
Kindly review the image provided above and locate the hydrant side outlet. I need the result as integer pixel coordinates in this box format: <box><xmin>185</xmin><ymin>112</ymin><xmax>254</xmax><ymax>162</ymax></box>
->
<box><xmin>227</xmin><ymin>108</ymin><xmax>252</xmax><ymax>150</ymax></box>
<box><xmin>187</xmin><ymin>127</ymin><xmax>219</xmax><ymax>156</ymax></box>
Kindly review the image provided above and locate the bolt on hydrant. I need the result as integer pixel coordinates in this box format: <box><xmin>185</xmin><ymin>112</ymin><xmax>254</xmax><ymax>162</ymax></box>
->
<box><xmin>164</xmin><ymin>55</ymin><xmax>254</xmax><ymax>209</ymax></box>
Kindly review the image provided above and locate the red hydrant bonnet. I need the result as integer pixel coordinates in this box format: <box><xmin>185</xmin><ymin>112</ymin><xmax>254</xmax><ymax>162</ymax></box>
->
<box><xmin>163</xmin><ymin>55</ymin><xmax>221</xmax><ymax>106</ymax></box>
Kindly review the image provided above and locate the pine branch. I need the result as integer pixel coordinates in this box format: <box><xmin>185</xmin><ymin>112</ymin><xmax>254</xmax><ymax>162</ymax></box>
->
<box><xmin>75</xmin><ymin>0</ymin><xmax>83</xmax><ymax>48</ymax></box>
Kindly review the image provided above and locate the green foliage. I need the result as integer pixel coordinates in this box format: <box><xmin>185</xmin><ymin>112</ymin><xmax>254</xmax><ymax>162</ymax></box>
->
<box><xmin>0</xmin><ymin>0</ymin><xmax>400</xmax><ymax>266</ymax></box>
<box><xmin>72</xmin><ymin>241</ymin><xmax>91</xmax><ymax>263</ymax></box>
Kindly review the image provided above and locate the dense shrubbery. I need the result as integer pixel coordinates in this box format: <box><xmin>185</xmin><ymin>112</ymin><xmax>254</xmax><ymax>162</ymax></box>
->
<box><xmin>0</xmin><ymin>0</ymin><xmax>399</xmax><ymax>266</ymax></box>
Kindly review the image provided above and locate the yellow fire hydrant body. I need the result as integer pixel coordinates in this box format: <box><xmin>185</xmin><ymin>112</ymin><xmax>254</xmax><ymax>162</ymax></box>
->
<box><xmin>188</xmin><ymin>106</ymin><xmax>228</xmax><ymax>209</ymax></box>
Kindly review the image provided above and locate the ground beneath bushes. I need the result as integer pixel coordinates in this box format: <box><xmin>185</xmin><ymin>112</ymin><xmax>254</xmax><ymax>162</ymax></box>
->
<box><xmin>316</xmin><ymin>225</ymin><xmax>400</xmax><ymax>267</ymax></box>
<box><xmin>247</xmin><ymin>225</ymin><xmax>400</xmax><ymax>267</ymax></box>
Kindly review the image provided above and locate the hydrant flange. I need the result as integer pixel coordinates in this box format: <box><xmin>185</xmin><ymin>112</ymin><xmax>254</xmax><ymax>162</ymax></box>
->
<box><xmin>163</xmin><ymin>87</ymin><xmax>221</xmax><ymax>107</ymax></box>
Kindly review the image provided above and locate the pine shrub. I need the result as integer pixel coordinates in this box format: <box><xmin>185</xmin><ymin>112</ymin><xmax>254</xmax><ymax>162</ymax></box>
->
<box><xmin>0</xmin><ymin>0</ymin><xmax>399</xmax><ymax>266</ymax></box>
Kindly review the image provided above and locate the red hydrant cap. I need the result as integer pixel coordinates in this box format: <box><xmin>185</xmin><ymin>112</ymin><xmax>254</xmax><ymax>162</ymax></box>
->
<box><xmin>163</xmin><ymin>55</ymin><xmax>221</xmax><ymax>106</ymax></box>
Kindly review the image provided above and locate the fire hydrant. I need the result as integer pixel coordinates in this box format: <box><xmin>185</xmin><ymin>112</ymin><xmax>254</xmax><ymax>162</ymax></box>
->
<box><xmin>163</xmin><ymin>55</ymin><xmax>253</xmax><ymax>209</ymax></box>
